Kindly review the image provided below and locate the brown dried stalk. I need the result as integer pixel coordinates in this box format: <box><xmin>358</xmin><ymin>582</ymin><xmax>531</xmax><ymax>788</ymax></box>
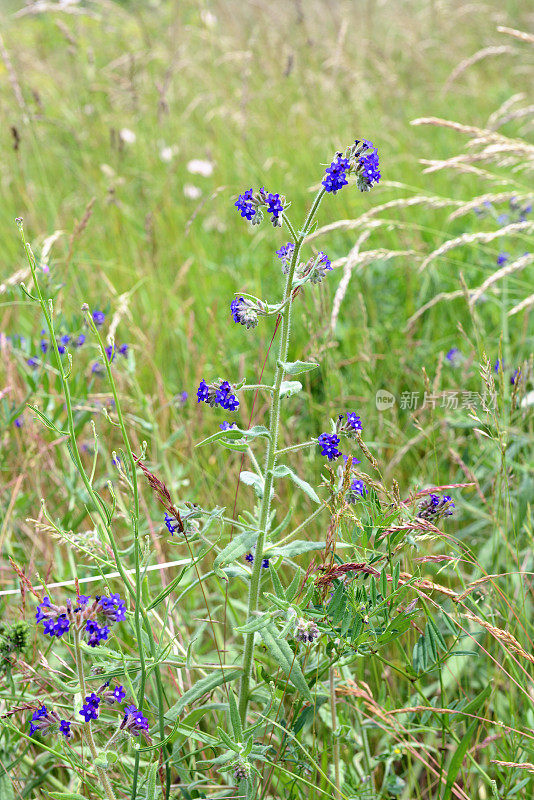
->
<box><xmin>134</xmin><ymin>457</ymin><xmax>184</xmax><ymax>534</ymax></box>
<box><xmin>464</xmin><ymin>612</ymin><xmax>534</xmax><ymax>664</ymax></box>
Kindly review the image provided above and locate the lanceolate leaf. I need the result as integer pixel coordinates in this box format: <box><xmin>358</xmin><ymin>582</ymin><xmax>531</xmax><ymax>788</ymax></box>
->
<box><xmin>271</xmin><ymin>464</ymin><xmax>321</xmax><ymax>504</ymax></box>
<box><xmin>259</xmin><ymin>623</ymin><xmax>312</xmax><ymax>701</ymax></box>
<box><xmin>165</xmin><ymin>668</ymin><xmax>242</xmax><ymax>721</ymax></box>
<box><xmin>266</xmin><ymin>540</ymin><xmax>326</xmax><ymax>558</ymax></box>
<box><xmin>280</xmin><ymin>380</ymin><xmax>303</xmax><ymax>397</ymax></box>
<box><xmin>215</xmin><ymin>530</ymin><xmax>258</xmax><ymax>567</ymax></box>
<box><xmin>278</xmin><ymin>360</ymin><xmax>319</xmax><ymax>375</ymax></box>
<box><xmin>196</xmin><ymin>425</ymin><xmax>271</xmax><ymax>449</ymax></box>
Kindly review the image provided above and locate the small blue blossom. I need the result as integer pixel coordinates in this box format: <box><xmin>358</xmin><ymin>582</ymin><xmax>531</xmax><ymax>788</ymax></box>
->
<box><xmin>235</xmin><ymin>188</ymin><xmax>256</xmax><ymax>221</ymax></box>
<box><xmin>164</xmin><ymin>513</ymin><xmax>179</xmax><ymax>535</ymax></box>
<box><xmin>91</xmin><ymin>362</ymin><xmax>104</xmax><ymax>375</ymax></box>
<box><xmin>355</xmin><ymin>139</ymin><xmax>381</xmax><ymax>190</ymax></box>
<box><xmin>197</xmin><ymin>380</ymin><xmax>209</xmax><ymax>402</ymax></box>
<box><xmin>93</xmin><ymin>310</ymin><xmax>105</xmax><ymax>326</ymax></box>
<box><xmin>27</xmin><ymin>357</ymin><xmax>38</xmax><ymax>367</ymax></box>
<box><xmin>118</xmin><ymin>344</ymin><xmax>128</xmax><ymax>355</ymax></box>
<box><xmin>197</xmin><ymin>379</ymin><xmax>240</xmax><ymax>411</ymax></box>
<box><xmin>322</xmin><ymin>154</ymin><xmax>350</xmax><ymax>194</ymax></box>
<box><xmin>265</xmin><ymin>192</ymin><xmax>283</xmax><ymax>224</ymax></box>
<box><xmin>98</xmin><ymin>593</ymin><xmax>127</xmax><ymax>622</ymax></box>
<box><xmin>276</xmin><ymin>242</ymin><xmax>294</xmax><ymax>273</ymax></box>
<box><xmin>14</xmin><ymin>417</ymin><xmax>23</xmax><ymax>428</ymax></box>
<box><xmin>417</xmin><ymin>493</ymin><xmax>455</xmax><ymax>520</ymax></box>
<box><xmin>75</xmin><ymin>334</ymin><xmax>86</xmax><ymax>347</ymax></box>
<box><xmin>511</xmin><ymin>369</ymin><xmax>521</xmax><ymax>385</ymax></box>
<box><xmin>307</xmin><ymin>251</ymin><xmax>332</xmax><ymax>284</ymax></box>
<box><xmin>220</xmin><ymin>421</ymin><xmax>237</xmax><ymax>431</ymax></box>
<box><xmin>262</xmin><ymin>559</ymin><xmax>269</xmax><ymax>569</ymax></box>
<box><xmin>496</xmin><ymin>214</ymin><xmax>509</xmax><ymax>225</ymax></box>
<box><xmin>57</xmin><ymin>343</ymin><xmax>66</xmax><ymax>355</ymax></box>
<box><xmin>317</xmin><ymin>432</ymin><xmax>342</xmax><ymax>461</ymax></box>
<box><xmin>446</xmin><ymin>347</ymin><xmax>462</xmax><ymax>366</ymax></box>
<box><xmin>105</xmin><ymin>345</ymin><xmax>115</xmax><ymax>362</ymax></box>
<box><xmin>231</xmin><ymin>296</ymin><xmax>259</xmax><ymax>329</ymax></box>
<box><xmin>121</xmin><ymin>704</ymin><xmax>150</xmax><ymax>738</ymax></box>
<box><xmin>30</xmin><ymin>706</ymin><xmax>58</xmax><ymax>736</ymax></box>
<box><xmin>345</xmin><ymin>413</ymin><xmax>362</xmax><ymax>432</ymax></box>
<box><xmin>102</xmin><ymin>684</ymin><xmax>126</xmax><ymax>704</ymax></box>
<box><xmin>350</xmin><ymin>479</ymin><xmax>367</xmax><ymax>497</ymax></box>
<box><xmin>79</xmin><ymin>693</ymin><xmax>101</xmax><ymax>722</ymax></box>
<box><xmin>497</xmin><ymin>252</ymin><xmax>509</xmax><ymax>265</ymax></box>
<box><xmin>60</xmin><ymin>335</ymin><xmax>70</xmax><ymax>345</ymax></box>
<box><xmin>84</xmin><ymin>619</ymin><xmax>110</xmax><ymax>647</ymax></box>
<box><xmin>245</xmin><ymin>553</ymin><xmax>254</xmax><ymax>563</ymax></box>
<box><xmin>40</xmin><ymin>339</ymin><xmax>48</xmax><ymax>354</ymax></box>
<box><xmin>59</xmin><ymin>720</ymin><xmax>72</xmax><ymax>738</ymax></box>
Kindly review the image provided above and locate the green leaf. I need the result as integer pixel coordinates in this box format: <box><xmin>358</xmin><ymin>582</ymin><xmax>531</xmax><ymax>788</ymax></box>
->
<box><xmin>215</xmin><ymin>530</ymin><xmax>258</xmax><ymax>568</ymax></box>
<box><xmin>228</xmin><ymin>691</ymin><xmax>242</xmax><ymax>742</ymax></box>
<box><xmin>427</xmin><ymin>616</ymin><xmax>447</xmax><ymax>652</ymax></box>
<box><xmin>165</xmin><ymin>668</ymin><xmax>242</xmax><ymax>721</ymax></box>
<box><xmin>259</xmin><ymin>624</ymin><xmax>312</xmax><ymax>702</ymax></box>
<box><xmin>280</xmin><ymin>380</ymin><xmax>303</xmax><ymax>398</ymax></box>
<box><xmin>271</xmin><ymin>464</ymin><xmax>321</xmax><ymax>504</ymax></box>
<box><xmin>196</xmin><ymin>425</ymin><xmax>270</xmax><ymax>449</ymax></box>
<box><xmin>146</xmin><ymin>566</ymin><xmax>188</xmax><ymax>610</ymax></box>
<box><xmin>48</xmin><ymin>795</ymin><xmax>87</xmax><ymax>800</ymax></box>
<box><xmin>145</xmin><ymin>762</ymin><xmax>158</xmax><ymax>800</ymax></box>
<box><xmin>266</xmin><ymin>540</ymin><xmax>325</xmax><ymax>558</ymax></box>
<box><xmin>217</xmin><ymin>725</ymin><xmax>240</xmax><ymax>752</ymax></box>
<box><xmin>28</xmin><ymin>404</ymin><xmax>69</xmax><ymax>436</ymax></box>
<box><xmin>270</xmin><ymin>567</ymin><xmax>286</xmax><ymax>600</ymax></box>
<box><xmin>236</xmin><ymin>613</ymin><xmax>277</xmax><ymax>634</ymax></box>
<box><xmin>461</xmin><ymin>684</ymin><xmax>492</xmax><ymax>717</ymax></box>
<box><xmin>278</xmin><ymin>360</ymin><xmax>319</xmax><ymax>375</ymax></box>
<box><xmin>0</xmin><ymin>775</ymin><xmax>15</xmax><ymax>800</ymax></box>
<box><xmin>240</xmin><ymin>471</ymin><xmax>265</xmax><ymax>498</ymax></box>
<box><xmin>285</xmin><ymin>569</ymin><xmax>303</xmax><ymax>602</ymax></box>
<box><xmin>442</xmin><ymin>719</ymin><xmax>478</xmax><ymax>800</ymax></box>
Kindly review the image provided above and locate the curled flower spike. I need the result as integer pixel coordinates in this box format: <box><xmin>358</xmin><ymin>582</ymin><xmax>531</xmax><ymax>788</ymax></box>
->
<box><xmin>264</xmin><ymin>192</ymin><xmax>283</xmax><ymax>226</ymax></box>
<box><xmin>294</xmin><ymin>618</ymin><xmax>320</xmax><ymax>643</ymax></box>
<box><xmin>197</xmin><ymin>379</ymin><xmax>239</xmax><ymax>411</ymax></box>
<box><xmin>317</xmin><ymin>432</ymin><xmax>342</xmax><ymax>461</ymax></box>
<box><xmin>29</xmin><ymin>706</ymin><xmax>60</xmax><ymax>736</ymax></box>
<box><xmin>354</xmin><ymin>139</ymin><xmax>381</xmax><ymax>191</ymax></box>
<box><xmin>416</xmin><ymin>493</ymin><xmax>455</xmax><ymax>521</ymax></box>
<box><xmin>230</xmin><ymin>296</ymin><xmax>263</xmax><ymax>329</ymax></box>
<box><xmin>235</xmin><ymin>187</ymin><xmax>285</xmax><ymax>227</ymax></box>
<box><xmin>234</xmin><ymin>760</ymin><xmax>252</xmax><ymax>782</ymax></box>
<box><xmin>120</xmin><ymin>704</ymin><xmax>150</xmax><ymax>738</ymax></box>
<box><xmin>276</xmin><ymin>242</ymin><xmax>294</xmax><ymax>274</ymax></box>
<box><xmin>98</xmin><ymin>593</ymin><xmax>127</xmax><ymax>623</ymax></box>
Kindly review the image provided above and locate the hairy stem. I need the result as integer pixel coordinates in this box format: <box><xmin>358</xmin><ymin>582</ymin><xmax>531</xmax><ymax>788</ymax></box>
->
<box><xmin>238</xmin><ymin>189</ymin><xmax>325</xmax><ymax>724</ymax></box>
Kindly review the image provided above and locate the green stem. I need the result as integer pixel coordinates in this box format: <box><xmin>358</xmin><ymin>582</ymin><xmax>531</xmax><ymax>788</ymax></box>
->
<box><xmin>73</xmin><ymin>629</ymin><xmax>118</xmax><ymax>800</ymax></box>
<box><xmin>329</xmin><ymin>667</ymin><xmax>341</xmax><ymax>799</ymax></box>
<box><xmin>238</xmin><ymin>189</ymin><xmax>325</xmax><ymax>724</ymax></box>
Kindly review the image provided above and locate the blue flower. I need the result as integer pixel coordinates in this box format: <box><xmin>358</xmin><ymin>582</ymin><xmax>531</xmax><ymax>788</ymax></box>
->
<box><xmin>79</xmin><ymin>693</ymin><xmax>101</xmax><ymax>722</ymax></box>
<box><xmin>355</xmin><ymin>139</ymin><xmax>381</xmax><ymax>191</ymax></box>
<box><xmin>75</xmin><ymin>334</ymin><xmax>86</xmax><ymax>347</ymax></box>
<box><xmin>230</xmin><ymin>296</ymin><xmax>259</xmax><ymax>329</ymax></box>
<box><xmin>417</xmin><ymin>493</ymin><xmax>455</xmax><ymax>520</ymax></box>
<box><xmin>27</xmin><ymin>357</ymin><xmax>38</xmax><ymax>367</ymax></box>
<box><xmin>105</xmin><ymin>345</ymin><xmax>115</xmax><ymax>362</ymax></box>
<box><xmin>235</xmin><ymin>188</ymin><xmax>256</xmax><ymax>221</ymax></box>
<box><xmin>102</xmin><ymin>684</ymin><xmax>126</xmax><ymax>704</ymax></box>
<box><xmin>84</xmin><ymin>619</ymin><xmax>110</xmax><ymax>647</ymax></box>
<box><xmin>446</xmin><ymin>347</ymin><xmax>462</xmax><ymax>366</ymax></box>
<box><xmin>265</xmin><ymin>192</ymin><xmax>283</xmax><ymax>224</ymax></box>
<box><xmin>276</xmin><ymin>242</ymin><xmax>294</xmax><ymax>273</ymax></box>
<box><xmin>198</xmin><ymin>379</ymin><xmax>240</xmax><ymax>410</ymax></box>
<box><xmin>60</xmin><ymin>335</ymin><xmax>70</xmax><ymax>345</ymax></box>
<box><xmin>262</xmin><ymin>559</ymin><xmax>269</xmax><ymax>569</ymax></box>
<box><xmin>40</xmin><ymin>339</ymin><xmax>48</xmax><ymax>353</ymax></box>
<box><xmin>93</xmin><ymin>310</ymin><xmax>105</xmax><ymax>326</ymax></box>
<box><xmin>322</xmin><ymin>154</ymin><xmax>350</xmax><ymax>194</ymax></box>
<box><xmin>245</xmin><ymin>553</ymin><xmax>254</xmax><ymax>563</ymax></box>
<box><xmin>164</xmin><ymin>513</ymin><xmax>179</xmax><ymax>535</ymax></box>
<box><xmin>98</xmin><ymin>593</ymin><xmax>126</xmax><ymax>622</ymax></box>
<box><xmin>118</xmin><ymin>344</ymin><xmax>128</xmax><ymax>355</ymax></box>
<box><xmin>350</xmin><ymin>479</ymin><xmax>367</xmax><ymax>497</ymax></box>
<box><xmin>307</xmin><ymin>251</ymin><xmax>332</xmax><ymax>284</ymax></box>
<box><xmin>42</xmin><ymin>613</ymin><xmax>70</xmax><ymax>639</ymax></box>
<box><xmin>121</xmin><ymin>705</ymin><xmax>149</xmax><ymax>737</ymax></box>
<box><xmin>197</xmin><ymin>380</ymin><xmax>210</xmax><ymax>402</ymax></box>
<box><xmin>511</xmin><ymin>369</ymin><xmax>521</xmax><ymax>385</ymax></box>
<box><xmin>220</xmin><ymin>421</ymin><xmax>237</xmax><ymax>431</ymax></box>
<box><xmin>497</xmin><ymin>252</ymin><xmax>509</xmax><ymax>265</ymax></box>
<box><xmin>345</xmin><ymin>413</ymin><xmax>362</xmax><ymax>432</ymax></box>
<box><xmin>496</xmin><ymin>214</ymin><xmax>509</xmax><ymax>225</ymax></box>
<box><xmin>30</xmin><ymin>706</ymin><xmax>58</xmax><ymax>736</ymax></box>
<box><xmin>59</xmin><ymin>719</ymin><xmax>72</xmax><ymax>738</ymax></box>
<box><xmin>317</xmin><ymin>432</ymin><xmax>342</xmax><ymax>461</ymax></box>
<box><xmin>14</xmin><ymin>417</ymin><xmax>23</xmax><ymax>428</ymax></box>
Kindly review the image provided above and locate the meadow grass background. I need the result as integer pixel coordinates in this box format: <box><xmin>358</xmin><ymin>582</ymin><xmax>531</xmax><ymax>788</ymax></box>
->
<box><xmin>0</xmin><ymin>1</ymin><xmax>533</xmax><ymax>798</ymax></box>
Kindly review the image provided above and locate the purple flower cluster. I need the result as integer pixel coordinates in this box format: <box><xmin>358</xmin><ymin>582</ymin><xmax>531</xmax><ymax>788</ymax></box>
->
<box><xmin>234</xmin><ymin>187</ymin><xmax>285</xmax><ymax>227</ymax></box>
<box><xmin>306</xmin><ymin>251</ymin><xmax>332</xmax><ymax>284</ymax></box>
<box><xmin>354</xmin><ymin>139</ymin><xmax>381</xmax><ymax>191</ymax></box>
<box><xmin>120</xmin><ymin>704</ymin><xmax>150</xmax><ymax>738</ymax></box>
<box><xmin>164</xmin><ymin>512</ymin><xmax>180</xmax><ymax>535</ymax></box>
<box><xmin>322</xmin><ymin>154</ymin><xmax>350</xmax><ymax>194</ymax></box>
<box><xmin>417</xmin><ymin>493</ymin><xmax>455</xmax><ymax>521</ymax></box>
<box><xmin>220</xmin><ymin>421</ymin><xmax>238</xmax><ymax>431</ymax></box>
<box><xmin>276</xmin><ymin>242</ymin><xmax>294</xmax><ymax>273</ymax></box>
<box><xmin>336</xmin><ymin>412</ymin><xmax>363</xmax><ymax>438</ymax></box>
<box><xmin>197</xmin><ymin>379</ymin><xmax>239</xmax><ymax>411</ymax></box>
<box><xmin>317</xmin><ymin>432</ymin><xmax>342</xmax><ymax>461</ymax></box>
<box><xmin>79</xmin><ymin>693</ymin><xmax>101</xmax><ymax>722</ymax></box>
<box><xmin>244</xmin><ymin>553</ymin><xmax>269</xmax><ymax>568</ymax></box>
<box><xmin>349</xmin><ymin>479</ymin><xmax>367</xmax><ymax>498</ymax></box>
<box><xmin>35</xmin><ymin>593</ymin><xmax>126</xmax><ymax>647</ymax></box>
<box><xmin>29</xmin><ymin>706</ymin><xmax>72</xmax><ymax>739</ymax></box>
<box><xmin>230</xmin><ymin>296</ymin><xmax>263</xmax><ymax>329</ymax></box>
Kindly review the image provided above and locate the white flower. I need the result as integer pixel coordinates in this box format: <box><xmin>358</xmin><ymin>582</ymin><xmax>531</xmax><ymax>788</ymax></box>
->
<box><xmin>186</xmin><ymin>159</ymin><xmax>214</xmax><ymax>177</ymax></box>
<box><xmin>200</xmin><ymin>10</ymin><xmax>217</xmax><ymax>28</ymax></box>
<box><xmin>120</xmin><ymin>128</ymin><xmax>136</xmax><ymax>145</ymax></box>
<box><xmin>160</xmin><ymin>145</ymin><xmax>178</xmax><ymax>163</ymax></box>
<box><xmin>183</xmin><ymin>184</ymin><xmax>202</xmax><ymax>200</ymax></box>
